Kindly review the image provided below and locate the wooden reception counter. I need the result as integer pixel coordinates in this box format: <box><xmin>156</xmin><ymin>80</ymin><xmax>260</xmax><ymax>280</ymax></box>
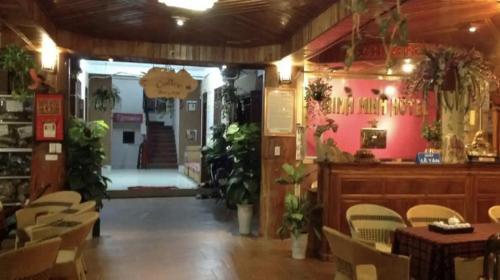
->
<box><xmin>317</xmin><ymin>162</ymin><xmax>500</xmax><ymax>234</ymax></box>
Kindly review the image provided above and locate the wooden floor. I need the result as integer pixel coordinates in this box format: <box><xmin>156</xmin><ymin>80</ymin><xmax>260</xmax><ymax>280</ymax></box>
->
<box><xmin>85</xmin><ymin>197</ymin><xmax>334</xmax><ymax>280</ymax></box>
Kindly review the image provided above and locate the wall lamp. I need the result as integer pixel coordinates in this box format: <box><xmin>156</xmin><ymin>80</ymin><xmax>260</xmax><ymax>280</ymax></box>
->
<box><xmin>277</xmin><ymin>56</ymin><xmax>293</xmax><ymax>84</ymax></box>
<box><xmin>41</xmin><ymin>33</ymin><xmax>58</xmax><ymax>72</ymax></box>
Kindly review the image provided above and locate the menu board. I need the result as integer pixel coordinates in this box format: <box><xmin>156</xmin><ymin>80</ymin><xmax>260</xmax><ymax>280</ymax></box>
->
<box><xmin>264</xmin><ymin>88</ymin><xmax>295</xmax><ymax>136</ymax></box>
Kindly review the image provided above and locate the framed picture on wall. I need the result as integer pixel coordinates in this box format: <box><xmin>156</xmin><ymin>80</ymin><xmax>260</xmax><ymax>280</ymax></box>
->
<box><xmin>186</xmin><ymin>129</ymin><xmax>198</xmax><ymax>141</ymax></box>
<box><xmin>264</xmin><ymin>88</ymin><xmax>296</xmax><ymax>137</ymax></box>
<box><xmin>187</xmin><ymin>100</ymin><xmax>197</xmax><ymax>112</ymax></box>
<box><xmin>361</xmin><ymin>128</ymin><xmax>387</xmax><ymax>149</ymax></box>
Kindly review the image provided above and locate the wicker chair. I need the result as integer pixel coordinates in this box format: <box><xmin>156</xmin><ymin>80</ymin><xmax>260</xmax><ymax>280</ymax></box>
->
<box><xmin>488</xmin><ymin>206</ymin><xmax>500</xmax><ymax>223</ymax></box>
<box><xmin>30</xmin><ymin>211</ymin><xmax>99</xmax><ymax>280</ymax></box>
<box><xmin>0</xmin><ymin>237</ymin><xmax>61</xmax><ymax>280</ymax></box>
<box><xmin>30</xmin><ymin>191</ymin><xmax>81</xmax><ymax>207</ymax></box>
<box><xmin>36</xmin><ymin>201</ymin><xmax>97</xmax><ymax>225</ymax></box>
<box><xmin>454</xmin><ymin>257</ymin><xmax>484</xmax><ymax>280</ymax></box>
<box><xmin>346</xmin><ymin>204</ymin><xmax>406</xmax><ymax>253</ymax></box>
<box><xmin>323</xmin><ymin>226</ymin><xmax>410</xmax><ymax>280</ymax></box>
<box><xmin>406</xmin><ymin>204</ymin><xmax>465</xmax><ymax>227</ymax></box>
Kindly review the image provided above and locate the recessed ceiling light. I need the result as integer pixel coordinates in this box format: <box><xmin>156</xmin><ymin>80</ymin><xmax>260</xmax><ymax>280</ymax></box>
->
<box><xmin>386</xmin><ymin>68</ymin><xmax>393</xmax><ymax>75</ymax></box>
<box><xmin>176</xmin><ymin>18</ymin><xmax>185</xmax><ymax>26</ymax></box>
<box><xmin>401</xmin><ymin>61</ymin><xmax>415</xmax><ymax>74</ymax></box>
<box><xmin>159</xmin><ymin>0</ymin><xmax>218</xmax><ymax>11</ymax></box>
<box><xmin>108</xmin><ymin>58</ymin><xmax>114</xmax><ymax>62</ymax></box>
<box><xmin>221</xmin><ymin>65</ymin><xmax>227</xmax><ymax>70</ymax></box>
<box><xmin>468</xmin><ymin>25</ymin><xmax>478</xmax><ymax>33</ymax></box>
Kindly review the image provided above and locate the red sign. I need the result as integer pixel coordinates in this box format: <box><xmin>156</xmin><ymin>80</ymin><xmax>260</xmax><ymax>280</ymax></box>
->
<box><xmin>113</xmin><ymin>113</ymin><xmax>143</xmax><ymax>123</ymax></box>
<box><xmin>35</xmin><ymin>93</ymin><xmax>64</xmax><ymax>141</ymax></box>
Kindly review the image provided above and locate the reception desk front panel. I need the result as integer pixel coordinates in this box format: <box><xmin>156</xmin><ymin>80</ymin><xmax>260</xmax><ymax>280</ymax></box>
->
<box><xmin>318</xmin><ymin>163</ymin><xmax>500</xmax><ymax>234</ymax></box>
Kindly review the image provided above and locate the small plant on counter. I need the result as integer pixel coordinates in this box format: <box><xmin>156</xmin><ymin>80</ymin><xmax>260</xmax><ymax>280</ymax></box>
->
<box><xmin>67</xmin><ymin>118</ymin><xmax>110</xmax><ymax>208</ymax></box>
<box><xmin>421</xmin><ymin>120</ymin><xmax>442</xmax><ymax>148</ymax></box>
<box><xmin>93</xmin><ymin>86</ymin><xmax>121</xmax><ymax>111</ymax></box>
<box><xmin>0</xmin><ymin>45</ymin><xmax>35</xmax><ymax>100</ymax></box>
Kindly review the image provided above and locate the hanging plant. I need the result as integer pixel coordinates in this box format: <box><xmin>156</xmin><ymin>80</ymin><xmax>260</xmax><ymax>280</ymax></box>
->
<box><xmin>0</xmin><ymin>45</ymin><xmax>35</xmax><ymax>100</ymax></box>
<box><xmin>93</xmin><ymin>86</ymin><xmax>121</xmax><ymax>111</ymax></box>
<box><xmin>406</xmin><ymin>47</ymin><xmax>498</xmax><ymax>112</ymax></box>
<box><xmin>221</xmin><ymin>83</ymin><xmax>240</xmax><ymax>120</ymax></box>
<box><xmin>344</xmin><ymin>0</ymin><xmax>408</xmax><ymax>69</ymax></box>
<box><xmin>305</xmin><ymin>78</ymin><xmax>332</xmax><ymax>104</ymax></box>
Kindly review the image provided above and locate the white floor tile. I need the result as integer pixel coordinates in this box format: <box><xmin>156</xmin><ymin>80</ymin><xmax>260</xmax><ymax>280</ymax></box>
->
<box><xmin>103</xmin><ymin>169</ymin><xmax>198</xmax><ymax>190</ymax></box>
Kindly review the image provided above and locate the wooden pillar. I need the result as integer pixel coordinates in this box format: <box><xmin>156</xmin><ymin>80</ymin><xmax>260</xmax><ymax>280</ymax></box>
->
<box><xmin>29</xmin><ymin>53</ymin><xmax>69</xmax><ymax>200</ymax></box>
<box><xmin>259</xmin><ymin>66</ymin><xmax>300</xmax><ymax>238</ymax></box>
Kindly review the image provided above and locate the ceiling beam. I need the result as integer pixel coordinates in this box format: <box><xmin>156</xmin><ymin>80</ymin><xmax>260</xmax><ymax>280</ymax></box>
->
<box><xmin>0</xmin><ymin>17</ymin><xmax>37</xmax><ymax>51</ymax></box>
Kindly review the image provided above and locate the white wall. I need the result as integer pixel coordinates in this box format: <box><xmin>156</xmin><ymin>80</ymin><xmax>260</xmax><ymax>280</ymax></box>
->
<box><xmin>200</xmin><ymin>68</ymin><xmax>224</xmax><ymax>146</ymax></box>
<box><xmin>109</xmin><ymin>76</ymin><xmax>143</xmax><ymax>169</ymax></box>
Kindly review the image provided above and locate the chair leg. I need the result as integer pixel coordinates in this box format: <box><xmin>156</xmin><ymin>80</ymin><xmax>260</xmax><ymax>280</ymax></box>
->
<box><xmin>82</xmin><ymin>256</ymin><xmax>88</xmax><ymax>273</ymax></box>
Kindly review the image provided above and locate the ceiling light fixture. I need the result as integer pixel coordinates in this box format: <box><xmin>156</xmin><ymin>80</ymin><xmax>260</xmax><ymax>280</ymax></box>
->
<box><xmin>276</xmin><ymin>56</ymin><xmax>293</xmax><ymax>84</ymax></box>
<box><xmin>468</xmin><ymin>25</ymin><xmax>478</xmax><ymax>33</ymax></box>
<box><xmin>401</xmin><ymin>59</ymin><xmax>415</xmax><ymax>74</ymax></box>
<box><xmin>158</xmin><ymin>0</ymin><xmax>218</xmax><ymax>11</ymax></box>
<box><xmin>176</xmin><ymin>18</ymin><xmax>185</xmax><ymax>26</ymax></box>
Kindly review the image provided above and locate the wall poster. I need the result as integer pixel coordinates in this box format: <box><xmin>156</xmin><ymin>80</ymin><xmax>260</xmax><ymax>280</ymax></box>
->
<box><xmin>264</xmin><ymin>88</ymin><xmax>296</xmax><ymax>137</ymax></box>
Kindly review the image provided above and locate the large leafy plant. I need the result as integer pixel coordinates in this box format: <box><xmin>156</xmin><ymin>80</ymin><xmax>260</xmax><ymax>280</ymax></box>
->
<box><xmin>406</xmin><ymin>47</ymin><xmax>497</xmax><ymax>112</ymax></box>
<box><xmin>67</xmin><ymin>118</ymin><xmax>110</xmax><ymax>208</ymax></box>
<box><xmin>225</xmin><ymin>123</ymin><xmax>260</xmax><ymax>206</ymax></box>
<box><xmin>277</xmin><ymin>193</ymin><xmax>313</xmax><ymax>239</ymax></box>
<box><xmin>0</xmin><ymin>45</ymin><xmax>35</xmax><ymax>100</ymax></box>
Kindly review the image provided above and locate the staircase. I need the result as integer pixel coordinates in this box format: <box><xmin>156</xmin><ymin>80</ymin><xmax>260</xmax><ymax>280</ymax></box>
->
<box><xmin>146</xmin><ymin>122</ymin><xmax>178</xmax><ymax>169</ymax></box>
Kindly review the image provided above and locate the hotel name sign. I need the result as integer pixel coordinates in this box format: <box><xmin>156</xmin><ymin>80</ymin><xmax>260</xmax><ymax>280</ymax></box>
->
<box><xmin>321</xmin><ymin>96</ymin><xmax>428</xmax><ymax>117</ymax></box>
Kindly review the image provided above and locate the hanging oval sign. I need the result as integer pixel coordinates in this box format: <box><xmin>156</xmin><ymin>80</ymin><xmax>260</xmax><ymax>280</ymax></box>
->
<box><xmin>140</xmin><ymin>67</ymin><xmax>198</xmax><ymax>99</ymax></box>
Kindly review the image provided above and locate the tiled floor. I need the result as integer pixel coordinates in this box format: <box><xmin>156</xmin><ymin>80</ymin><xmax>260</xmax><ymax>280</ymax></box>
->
<box><xmin>85</xmin><ymin>197</ymin><xmax>333</xmax><ymax>280</ymax></box>
<box><xmin>103</xmin><ymin>169</ymin><xmax>198</xmax><ymax>190</ymax></box>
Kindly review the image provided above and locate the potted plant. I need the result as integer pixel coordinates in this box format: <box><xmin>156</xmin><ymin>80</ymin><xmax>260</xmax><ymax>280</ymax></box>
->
<box><xmin>0</xmin><ymin>45</ymin><xmax>35</xmax><ymax>100</ymax></box>
<box><xmin>66</xmin><ymin>118</ymin><xmax>110</xmax><ymax>236</ymax></box>
<box><xmin>93</xmin><ymin>86</ymin><xmax>121</xmax><ymax>111</ymax></box>
<box><xmin>202</xmin><ymin>124</ymin><xmax>232</xmax><ymax>201</ymax></box>
<box><xmin>305</xmin><ymin>78</ymin><xmax>332</xmax><ymax>103</ymax></box>
<box><xmin>224</xmin><ymin>122</ymin><xmax>260</xmax><ymax>235</ymax></box>
<box><xmin>421</xmin><ymin>120</ymin><xmax>441</xmax><ymax>152</ymax></box>
<box><xmin>407</xmin><ymin>47</ymin><xmax>498</xmax><ymax>163</ymax></box>
<box><xmin>277</xmin><ymin>193</ymin><xmax>313</xmax><ymax>260</ymax></box>
<box><xmin>276</xmin><ymin>163</ymin><xmax>312</xmax><ymax>259</ymax></box>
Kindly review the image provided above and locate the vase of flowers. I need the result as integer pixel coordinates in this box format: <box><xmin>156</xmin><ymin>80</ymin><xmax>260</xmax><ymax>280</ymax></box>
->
<box><xmin>421</xmin><ymin>120</ymin><xmax>441</xmax><ymax>153</ymax></box>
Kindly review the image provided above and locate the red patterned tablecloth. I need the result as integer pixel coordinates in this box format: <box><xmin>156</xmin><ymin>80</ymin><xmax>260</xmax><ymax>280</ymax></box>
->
<box><xmin>392</xmin><ymin>223</ymin><xmax>500</xmax><ymax>280</ymax></box>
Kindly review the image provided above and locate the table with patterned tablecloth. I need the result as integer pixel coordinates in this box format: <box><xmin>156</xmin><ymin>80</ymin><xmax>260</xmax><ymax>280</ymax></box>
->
<box><xmin>392</xmin><ymin>223</ymin><xmax>500</xmax><ymax>280</ymax></box>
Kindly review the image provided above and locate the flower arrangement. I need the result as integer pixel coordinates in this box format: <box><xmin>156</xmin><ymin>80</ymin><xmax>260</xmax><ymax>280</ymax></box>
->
<box><xmin>421</xmin><ymin>120</ymin><xmax>441</xmax><ymax>147</ymax></box>
<box><xmin>406</xmin><ymin>47</ymin><xmax>498</xmax><ymax>111</ymax></box>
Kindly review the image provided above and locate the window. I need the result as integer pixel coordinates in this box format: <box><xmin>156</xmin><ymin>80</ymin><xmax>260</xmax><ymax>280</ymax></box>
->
<box><xmin>123</xmin><ymin>131</ymin><xmax>135</xmax><ymax>144</ymax></box>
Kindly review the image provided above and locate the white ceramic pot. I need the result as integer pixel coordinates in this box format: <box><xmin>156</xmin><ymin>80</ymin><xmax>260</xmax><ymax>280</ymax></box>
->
<box><xmin>237</xmin><ymin>204</ymin><xmax>253</xmax><ymax>235</ymax></box>
<box><xmin>291</xmin><ymin>233</ymin><xmax>308</xmax><ymax>260</ymax></box>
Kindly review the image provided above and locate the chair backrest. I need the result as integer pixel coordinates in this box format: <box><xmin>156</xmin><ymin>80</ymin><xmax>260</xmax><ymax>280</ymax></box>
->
<box><xmin>323</xmin><ymin>226</ymin><xmax>410</xmax><ymax>280</ymax></box>
<box><xmin>30</xmin><ymin>191</ymin><xmax>81</xmax><ymax>207</ymax></box>
<box><xmin>0</xmin><ymin>237</ymin><xmax>61</xmax><ymax>280</ymax></box>
<box><xmin>346</xmin><ymin>204</ymin><xmax>406</xmax><ymax>244</ymax></box>
<box><xmin>406</xmin><ymin>204</ymin><xmax>465</xmax><ymax>227</ymax></box>
<box><xmin>454</xmin><ymin>257</ymin><xmax>484</xmax><ymax>280</ymax></box>
<box><xmin>489</xmin><ymin>206</ymin><xmax>500</xmax><ymax>223</ymax></box>
<box><xmin>16</xmin><ymin>205</ymin><xmax>69</xmax><ymax>229</ymax></box>
<box><xmin>36</xmin><ymin>201</ymin><xmax>97</xmax><ymax>225</ymax></box>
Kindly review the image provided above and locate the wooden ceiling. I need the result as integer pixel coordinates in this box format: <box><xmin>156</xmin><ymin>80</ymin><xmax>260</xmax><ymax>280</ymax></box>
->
<box><xmin>35</xmin><ymin>0</ymin><xmax>335</xmax><ymax>47</ymax></box>
<box><xmin>308</xmin><ymin>0</ymin><xmax>500</xmax><ymax>74</ymax></box>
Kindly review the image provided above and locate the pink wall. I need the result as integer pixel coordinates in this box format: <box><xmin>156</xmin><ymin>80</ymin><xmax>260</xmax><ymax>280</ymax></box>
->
<box><xmin>306</xmin><ymin>78</ymin><xmax>436</xmax><ymax>160</ymax></box>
